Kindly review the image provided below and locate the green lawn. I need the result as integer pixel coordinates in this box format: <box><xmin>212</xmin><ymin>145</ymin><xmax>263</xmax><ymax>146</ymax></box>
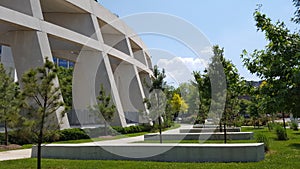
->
<box><xmin>1</xmin><ymin>127</ymin><xmax>300</xmax><ymax>169</ymax></box>
<box><xmin>52</xmin><ymin>132</ymin><xmax>148</xmax><ymax>144</ymax></box>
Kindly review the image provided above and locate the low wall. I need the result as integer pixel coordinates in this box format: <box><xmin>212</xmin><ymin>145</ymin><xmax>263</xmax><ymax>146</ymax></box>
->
<box><xmin>144</xmin><ymin>132</ymin><xmax>254</xmax><ymax>141</ymax></box>
<box><xmin>180</xmin><ymin>128</ymin><xmax>241</xmax><ymax>133</ymax></box>
<box><xmin>31</xmin><ymin>143</ymin><xmax>264</xmax><ymax>162</ymax></box>
<box><xmin>193</xmin><ymin>124</ymin><xmax>219</xmax><ymax>128</ymax></box>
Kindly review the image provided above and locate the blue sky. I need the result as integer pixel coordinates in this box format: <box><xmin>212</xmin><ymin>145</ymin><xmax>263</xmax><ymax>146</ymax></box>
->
<box><xmin>100</xmin><ymin>0</ymin><xmax>298</xmax><ymax>83</ymax></box>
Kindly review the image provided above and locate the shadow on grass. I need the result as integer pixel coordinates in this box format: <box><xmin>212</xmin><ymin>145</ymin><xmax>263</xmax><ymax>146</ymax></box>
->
<box><xmin>288</xmin><ymin>143</ymin><xmax>300</xmax><ymax>150</ymax></box>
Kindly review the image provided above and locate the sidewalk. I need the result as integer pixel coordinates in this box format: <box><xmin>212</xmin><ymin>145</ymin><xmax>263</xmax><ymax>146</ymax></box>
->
<box><xmin>0</xmin><ymin>149</ymin><xmax>31</xmax><ymax>161</ymax></box>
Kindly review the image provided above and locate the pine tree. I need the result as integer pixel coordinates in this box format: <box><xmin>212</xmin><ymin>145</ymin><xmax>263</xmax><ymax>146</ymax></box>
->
<box><xmin>91</xmin><ymin>84</ymin><xmax>116</xmax><ymax>136</ymax></box>
<box><xmin>0</xmin><ymin>63</ymin><xmax>20</xmax><ymax>145</ymax></box>
<box><xmin>21</xmin><ymin>58</ymin><xmax>65</xmax><ymax>169</ymax></box>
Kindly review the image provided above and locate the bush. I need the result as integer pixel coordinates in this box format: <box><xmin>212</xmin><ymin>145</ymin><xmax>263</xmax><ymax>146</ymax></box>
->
<box><xmin>0</xmin><ymin>133</ymin><xmax>5</xmax><ymax>145</ymax></box>
<box><xmin>291</xmin><ymin>122</ymin><xmax>298</xmax><ymax>131</ymax></box>
<box><xmin>58</xmin><ymin>128</ymin><xmax>89</xmax><ymax>141</ymax></box>
<box><xmin>275</xmin><ymin>125</ymin><xmax>288</xmax><ymax>140</ymax></box>
<box><xmin>112</xmin><ymin>124</ymin><xmax>153</xmax><ymax>134</ymax></box>
<box><xmin>255</xmin><ymin>133</ymin><xmax>270</xmax><ymax>152</ymax></box>
<box><xmin>9</xmin><ymin>129</ymin><xmax>35</xmax><ymax>145</ymax></box>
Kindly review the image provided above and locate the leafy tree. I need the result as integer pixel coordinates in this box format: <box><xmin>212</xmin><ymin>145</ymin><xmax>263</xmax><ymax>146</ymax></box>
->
<box><xmin>193</xmin><ymin>71</ymin><xmax>211</xmax><ymax>125</ymax></box>
<box><xmin>239</xmin><ymin>99</ymin><xmax>250</xmax><ymax>118</ymax></box>
<box><xmin>241</xmin><ymin>11</ymin><xmax>300</xmax><ymax>130</ymax></box>
<box><xmin>21</xmin><ymin>58</ymin><xmax>65</xmax><ymax>169</ymax></box>
<box><xmin>56</xmin><ymin>66</ymin><xmax>73</xmax><ymax>110</ymax></box>
<box><xmin>293</xmin><ymin>0</ymin><xmax>300</xmax><ymax>23</ymax></box>
<box><xmin>247</xmin><ymin>99</ymin><xmax>261</xmax><ymax>128</ymax></box>
<box><xmin>209</xmin><ymin>45</ymin><xmax>242</xmax><ymax>143</ymax></box>
<box><xmin>206</xmin><ymin>46</ymin><xmax>227</xmax><ymax>132</ymax></box>
<box><xmin>163</xmin><ymin>85</ymin><xmax>176</xmax><ymax>127</ymax></box>
<box><xmin>170</xmin><ymin>93</ymin><xmax>188</xmax><ymax>121</ymax></box>
<box><xmin>148</xmin><ymin>65</ymin><xmax>166</xmax><ymax>143</ymax></box>
<box><xmin>178</xmin><ymin>82</ymin><xmax>199</xmax><ymax>117</ymax></box>
<box><xmin>0</xmin><ymin>63</ymin><xmax>21</xmax><ymax>145</ymax></box>
<box><xmin>90</xmin><ymin>84</ymin><xmax>116</xmax><ymax>136</ymax></box>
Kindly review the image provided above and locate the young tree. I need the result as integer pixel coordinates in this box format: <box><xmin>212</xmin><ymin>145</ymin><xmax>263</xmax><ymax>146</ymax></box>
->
<box><xmin>178</xmin><ymin>82</ymin><xmax>199</xmax><ymax>118</ymax></box>
<box><xmin>170</xmin><ymin>93</ymin><xmax>188</xmax><ymax>121</ymax></box>
<box><xmin>193</xmin><ymin>71</ymin><xmax>211</xmax><ymax>125</ymax></box>
<box><xmin>91</xmin><ymin>84</ymin><xmax>116</xmax><ymax>136</ymax></box>
<box><xmin>209</xmin><ymin>45</ymin><xmax>242</xmax><ymax>143</ymax></box>
<box><xmin>163</xmin><ymin>85</ymin><xmax>176</xmax><ymax>127</ymax></box>
<box><xmin>21</xmin><ymin>58</ymin><xmax>65</xmax><ymax>169</ymax></box>
<box><xmin>56</xmin><ymin>66</ymin><xmax>73</xmax><ymax>110</ymax></box>
<box><xmin>0</xmin><ymin>64</ymin><xmax>21</xmax><ymax>145</ymax></box>
<box><xmin>148</xmin><ymin>65</ymin><xmax>166</xmax><ymax>144</ymax></box>
<box><xmin>241</xmin><ymin>11</ymin><xmax>300</xmax><ymax>130</ymax></box>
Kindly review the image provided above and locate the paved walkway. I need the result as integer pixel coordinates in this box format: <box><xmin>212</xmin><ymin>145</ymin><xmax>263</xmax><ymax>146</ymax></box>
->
<box><xmin>0</xmin><ymin>149</ymin><xmax>32</xmax><ymax>161</ymax></box>
<box><xmin>0</xmin><ymin>123</ymin><xmax>192</xmax><ymax>161</ymax></box>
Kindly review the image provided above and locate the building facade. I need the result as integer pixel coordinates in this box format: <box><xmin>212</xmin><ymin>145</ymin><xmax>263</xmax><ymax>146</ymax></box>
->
<box><xmin>0</xmin><ymin>0</ymin><xmax>153</xmax><ymax>128</ymax></box>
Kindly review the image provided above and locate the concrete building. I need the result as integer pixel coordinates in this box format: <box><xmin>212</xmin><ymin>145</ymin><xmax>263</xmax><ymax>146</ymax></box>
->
<box><xmin>0</xmin><ymin>0</ymin><xmax>153</xmax><ymax>128</ymax></box>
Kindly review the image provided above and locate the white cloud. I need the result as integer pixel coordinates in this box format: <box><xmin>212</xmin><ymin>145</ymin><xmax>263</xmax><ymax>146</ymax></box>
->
<box><xmin>198</xmin><ymin>46</ymin><xmax>213</xmax><ymax>59</ymax></box>
<box><xmin>157</xmin><ymin>57</ymin><xmax>207</xmax><ymax>85</ymax></box>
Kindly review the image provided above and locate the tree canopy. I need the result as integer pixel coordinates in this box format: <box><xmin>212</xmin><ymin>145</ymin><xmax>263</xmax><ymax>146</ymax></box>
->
<box><xmin>0</xmin><ymin>63</ymin><xmax>21</xmax><ymax>145</ymax></box>
<box><xmin>241</xmin><ymin>11</ymin><xmax>300</xmax><ymax>122</ymax></box>
<box><xmin>21</xmin><ymin>58</ymin><xmax>65</xmax><ymax>169</ymax></box>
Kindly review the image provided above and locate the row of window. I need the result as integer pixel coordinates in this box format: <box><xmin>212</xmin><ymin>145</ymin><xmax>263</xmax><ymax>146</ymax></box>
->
<box><xmin>53</xmin><ymin>57</ymin><xmax>74</xmax><ymax>68</ymax></box>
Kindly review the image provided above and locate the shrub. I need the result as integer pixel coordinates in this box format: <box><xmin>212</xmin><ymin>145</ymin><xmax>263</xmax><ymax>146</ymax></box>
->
<box><xmin>9</xmin><ymin>129</ymin><xmax>35</xmax><ymax>145</ymax></box>
<box><xmin>0</xmin><ymin>133</ymin><xmax>4</xmax><ymax>144</ymax></box>
<box><xmin>255</xmin><ymin>133</ymin><xmax>270</xmax><ymax>152</ymax></box>
<box><xmin>275</xmin><ymin>125</ymin><xmax>288</xmax><ymax>140</ymax></box>
<box><xmin>112</xmin><ymin>124</ymin><xmax>153</xmax><ymax>134</ymax></box>
<box><xmin>41</xmin><ymin>131</ymin><xmax>60</xmax><ymax>143</ymax></box>
<box><xmin>291</xmin><ymin>122</ymin><xmax>298</xmax><ymax>131</ymax></box>
<box><xmin>58</xmin><ymin>128</ymin><xmax>89</xmax><ymax>141</ymax></box>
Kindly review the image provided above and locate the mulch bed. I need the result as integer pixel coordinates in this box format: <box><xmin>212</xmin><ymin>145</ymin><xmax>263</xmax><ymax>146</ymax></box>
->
<box><xmin>0</xmin><ymin>144</ymin><xmax>22</xmax><ymax>151</ymax></box>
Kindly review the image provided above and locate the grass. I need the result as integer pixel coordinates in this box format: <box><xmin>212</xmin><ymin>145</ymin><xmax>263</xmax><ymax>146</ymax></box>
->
<box><xmin>52</xmin><ymin>133</ymin><xmax>146</xmax><ymax>144</ymax></box>
<box><xmin>1</xmin><ymin>126</ymin><xmax>300</xmax><ymax>169</ymax></box>
<box><xmin>51</xmin><ymin>123</ymin><xmax>181</xmax><ymax>144</ymax></box>
<box><xmin>1</xmin><ymin>124</ymin><xmax>181</xmax><ymax>150</ymax></box>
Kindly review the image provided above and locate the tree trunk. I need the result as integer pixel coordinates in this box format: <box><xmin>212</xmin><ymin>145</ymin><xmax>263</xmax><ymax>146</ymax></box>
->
<box><xmin>219</xmin><ymin>122</ymin><xmax>222</xmax><ymax>132</ymax></box>
<box><xmin>4</xmin><ymin>120</ymin><xmax>8</xmax><ymax>146</ymax></box>
<box><xmin>105</xmin><ymin>122</ymin><xmax>108</xmax><ymax>136</ymax></box>
<box><xmin>282</xmin><ymin>112</ymin><xmax>286</xmax><ymax>130</ymax></box>
<box><xmin>223</xmin><ymin>123</ymin><xmax>227</xmax><ymax>144</ymax></box>
<box><xmin>156</xmin><ymin>90</ymin><xmax>162</xmax><ymax>144</ymax></box>
<box><xmin>158</xmin><ymin>116</ymin><xmax>162</xmax><ymax>144</ymax></box>
<box><xmin>37</xmin><ymin>111</ymin><xmax>46</xmax><ymax>169</ymax></box>
<box><xmin>37</xmin><ymin>142</ymin><xmax>42</xmax><ymax>169</ymax></box>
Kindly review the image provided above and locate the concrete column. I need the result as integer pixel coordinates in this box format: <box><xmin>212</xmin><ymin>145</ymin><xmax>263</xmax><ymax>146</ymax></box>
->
<box><xmin>91</xmin><ymin>14</ymin><xmax>104</xmax><ymax>45</ymax></box>
<box><xmin>114</xmin><ymin>62</ymin><xmax>148</xmax><ymax>123</ymax></box>
<box><xmin>10</xmin><ymin>31</ymin><xmax>70</xmax><ymax>129</ymax></box>
<box><xmin>102</xmin><ymin>53</ymin><xmax>127</xmax><ymax>127</ymax></box>
<box><xmin>73</xmin><ymin>49</ymin><xmax>126</xmax><ymax>127</ymax></box>
<box><xmin>30</xmin><ymin>0</ymin><xmax>43</xmax><ymax>19</ymax></box>
<box><xmin>126</xmin><ymin>37</ymin><xmax>149</xmax><ymax>122</ymax></box>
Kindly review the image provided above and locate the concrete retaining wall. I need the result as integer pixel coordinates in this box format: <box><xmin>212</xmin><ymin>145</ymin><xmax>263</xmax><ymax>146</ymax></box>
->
<box><xmin>144</xmin><ymin>132</ymin><xmax>254</xmax><ymax>141</ymax></box>
<box><xmin>180</xmin><ymin>128</ymin><xmax>241</xmax><ymax>133</ymax></box>
<box><xmin>193</xmin><ymin>124</ymin><xmax>219</xmax><ymax>128</ymax></box>
<box><xmin>31</xmin><ymin>143</ymin><xmax>264</xmax><ymax>162</ymax></box>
